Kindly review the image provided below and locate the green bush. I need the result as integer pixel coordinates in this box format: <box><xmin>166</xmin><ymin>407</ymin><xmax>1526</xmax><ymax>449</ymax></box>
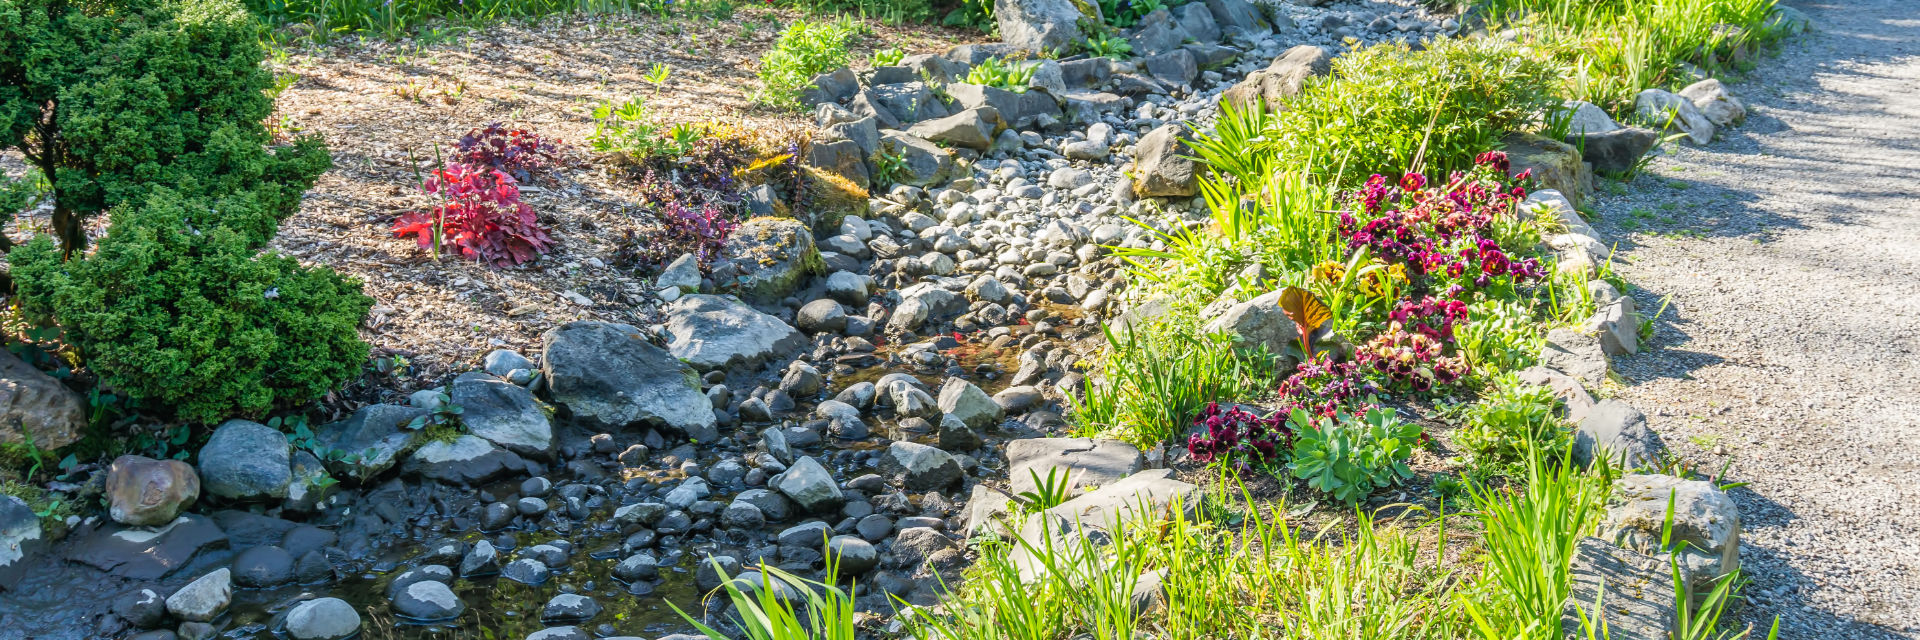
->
<box><xmin>0</xmin><ymin>0</ymin><xmax>330</xmax><ymax>254</ymax></box>
<box><xmin>1272</xmin><ymin>38</ymin><xmax>1560</xmax><ymax>180</ymax></box>
<box><xmin>1450</xmin><ymin>373</ymin><xmax>1569</xmax><ymax>477</ymax></box>
<box><xmin>1287</xmin><ymin>406</ymin><xmax>1420</xmax><ymax>504</ymax></box>
<box><xmin>12</xmin><ymin>188</ymin><xmax>374</xmax><ymax>425</ymax></box>
<box><xmin>755</xmin><ymin>17</ymin><xmax>860</xmax><ymax>110</ymax></box>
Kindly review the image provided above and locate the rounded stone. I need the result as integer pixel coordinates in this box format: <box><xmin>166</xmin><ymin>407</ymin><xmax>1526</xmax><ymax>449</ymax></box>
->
<box><xmin>285</xmin><ymin>597</ymin><xmax>361</xmax><ymax>640</ymax></box>
<box><xmin>391</xmin><ymin>580</ymin><xmax>464</xmax><ymax>621</ymax></box>
<box><xmin>230</xmin><ymin>545</ymin><xmax>296</xmax><ymax>589</ymax></box>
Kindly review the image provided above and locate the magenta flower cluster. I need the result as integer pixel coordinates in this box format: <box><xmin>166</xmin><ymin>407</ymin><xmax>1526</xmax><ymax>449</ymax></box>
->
<box><xmin>1186</xmin><ymin>402</ymin><xmax>1294</xmax><ymax>465</ymax></box>
<box><xmin>1339</xmin><ymin>152</ymin><xmax>1547</xmax><ymax>293</ymax></box>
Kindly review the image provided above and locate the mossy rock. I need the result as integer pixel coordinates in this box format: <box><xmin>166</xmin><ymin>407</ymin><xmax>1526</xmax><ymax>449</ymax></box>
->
<box><xmin>718</xmin><ymin>217</ymin><xmax>819</xmax><ymax>304</ymax></box>
<box><xmin>801</xmin><ymin>165</ymin><xmax>870</xmax><ymax>237</ymax></box>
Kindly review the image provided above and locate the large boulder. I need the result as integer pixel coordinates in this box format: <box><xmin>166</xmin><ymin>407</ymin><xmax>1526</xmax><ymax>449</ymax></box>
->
<box><xmin>0</xmin><ymin>351</ymin><xmax>85</xmax><ymax>450</ymax></box>
<box><xmin>995</xmin><ymin>0</ymin><xmax>1101</xmax><ymax>54</ymax></box>
<box><xmin>68</xmin><ymin>513</ymin><xmax>227</xmax><ymax>579</ymax></box>
<box><xmin>542</xmin><ymin>321</ymin><xmax>717</xmax><ymax>441</ymax></box>
<box><xmin>1501</xmin><ymin>132</ymin><xmax>1593</xmax><ymax>208</ymax></box>
<box><xmin>1172</xmin><ymin>3</ymin><xmax>1220</xmax><ymax>43</ymax></box>
<box><xmin>1131</xmin><ymin>124</ymin><xmax>1199</xmax><ymax>198</ymax></box>
<box><xmin>106</xmin><ymin>455</ymin><xmax>200</xmax><ymax>527</ymax></box>
<box><xmin>1005</xmin><ymin>438</ymin><xmax>1142</xmax><ymax>497</ymax></box>
<box><xmin>1634</xmin><ymin>89</ymin><xmax>1714</xmax><ymax>145</ymax></box>
<box><xmin>1600</xmin><ymin>474</ymin><xmax>1740</xmax><ymax>597</ymax></box>
<box><xmin>665</xmin><ymin>295</ymin><xmax>807</xmax><ymax>374</ymax></box>
<box><xmin>314</xmin><ymin>404</ymin><xmax>426</xmax><ymax>483</ymax></box>
<box><xmin>1219</xmin><ymin>45</ymin><xmax>1331</xmax><ymax>113</ymax></box>
<box><xmin>717</xmin><ymin>217</ymin><xmax>818</xmax><ymax>304</ymax></box>
<box><xmin>452</xmin><ymin>375</ymin><xmax>554</xmax><ymax>458</ymax></box>
<box><xmin>197</xmin><ymin>420</ymin><xmax>291</xmax><ymax>501</ymax></box>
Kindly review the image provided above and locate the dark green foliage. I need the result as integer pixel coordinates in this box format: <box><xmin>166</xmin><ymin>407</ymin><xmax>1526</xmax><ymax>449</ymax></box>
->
<box><xmin>11</xmin><ymin>187</ymin><xmax>374</xmax><ymax>425</ymax></box>
<box><xmin>0</xmin><ymin>0</ymin><xmax>329</xmax><ymax>254</ymax></box>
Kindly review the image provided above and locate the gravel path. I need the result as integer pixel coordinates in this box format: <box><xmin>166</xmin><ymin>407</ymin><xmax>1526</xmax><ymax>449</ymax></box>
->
<box><xmin>1594</xmin><ymin>2</ymin><xmax>1920</xmax><ymax>637</ymax></box>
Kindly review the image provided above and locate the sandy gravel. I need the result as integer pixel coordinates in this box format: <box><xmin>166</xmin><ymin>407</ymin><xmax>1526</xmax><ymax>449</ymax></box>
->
<box><xmin>1592</xmin><ymin>2</ymin><xmax>1920</xmax><ymax>637</ymax></box>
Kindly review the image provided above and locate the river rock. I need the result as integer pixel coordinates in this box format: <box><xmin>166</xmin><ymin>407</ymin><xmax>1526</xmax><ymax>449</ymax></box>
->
<box><xmin>907</xmin><ymin>107</ymin><xmax>1002</xmax><ymax>151</ymax></box>
<box><xmin>285</xmin><ymin>597</ymin><xmax>361</xmax><ymax>640</ymax></box>
<box><xmin>197</xmin><ymin>420</ymin><xmax>291</xmax><ymax>501</ymax></box>
<box><xmin>452</xmin><ymin>375</ymin><xmax>553</xmax><ymax>457</ymax></box>
<box><xmin>107</xmin><ymin>455</ymin><xmax>200</xmax><ymax>527</ymax></box>
<box><xmin>827</xmin><ymin>535</ymin><xmax>879</xmax><ymax>574</ymax></box>
<box><xmin>665</xmin><ymin>295</ymin><xmax>807</xmax><ymax>375</ymax></box>
<box><xmin>230</xmin><ymin>545</ymin><xmax>295</xmax><ymax>588</ymax></box>
<box><xmin>68</xmin><ymin>514</ymin><xmax>227</xmax><ymax>580</ymax></box>
<box><xmin>881</xmin><ymin>441</ymin><xmax>964</xmax><ymax>491</ymax></box>
<box><xmin>392</xmin><ymin>579</ymin><xmax>464</xmax><ymax>620</ymax></box>
<box><xmin>404</xmin><ymin>435</ymin><xmax>526</xmax><ymax>485</ymax></box>
<box><xmin>541</xmin><ymin>593</ymin><xmax>602</xmax><ymax>624</ymax></box>
<box><xmin>796</xmin><ymin>299</ymin><xmax>849</xmax><ymax>334</ymax></box>
<box><xmin>1008</xmin><ymin>470</ymin><xmax>1198</xmax><ymax>581</ymax></box>
<box><xmin>937</xmin><ymin>413</ymin><xmax>984</xmax><ymax>452</ymax></box>
<box><xmin>877</xmin><ymin>132</ymin><xmax>956</xmax><ymax>187</ymax></box>
<box><xmin>164</xmin><ymin>568</ymin><xmax>231</xmax><ymax>622</ymax></box>
<box><xmin>0</xmin><ymin>351</ymin><xmax>85</xmax><ymax>450</ymax></box>
<box><xmin>544</xmin><ymin>321</ymin><xmax>718</xmax><ymax>441</ymax></box>
<box><xmin>773</xmin><ymin>456</ymin><xmax>844</xmax><ymax>514</ymax></box>
<box><xmin>937</xmin><ymin>378</ymin><xmax>1003</xmax><ymax>430</ymax></box>
<box><xmin>0</xmin><ymin>495</ymin><xmax>43</xmax><ymax>589</ymax></box>
<box><xmin>313</xmin><ymin>404</ymin><xmax>426</xmax><ymax>483</ymax></box>
<box><xmin>1679</xmin><ymin>78</ymin><xmax>1745</xmax><ymax>128</ymax></box>
<box><xmin>717</xmin><ymin>217</ymin><xmax>818</xmax><ymax>304</ymax></box>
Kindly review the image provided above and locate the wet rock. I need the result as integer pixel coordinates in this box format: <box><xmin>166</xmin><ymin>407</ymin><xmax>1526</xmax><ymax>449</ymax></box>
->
<box><xmin>527</xmin><ymin>627</ymin><xmax>593</xmax><ymax>640</ymax></box>
<box><xmin>501</xmin><ymin>557</ymin><xmax>552</xmax><ymax>585</ymax></box>
<box><xmin>1573</xmin><ymin>400</ymin><xmax>1664</xmax><ymax>470</ymax></box>
<box><xmin>69</xmin><ymin>513</ymin><xmax>227</xmax><ymax>580</ymax></box>
<box><xmin>113</xmin><ymin>588</ymin><xmax>168</xmax><ymax>629</ymax></box>
<box><xmin>1006</xmin><ymin>438</ymin><xmax>1143</xmax><ymax>496</ymax></box>
<box><xmin>995</xmin><ymin>0</ymin><xmax>1098</xmax><ymax>53</ymax></box>
<box><xmin>543</xmin><ymin>321</ymin><xmax>717</xmax><ymax>441</ymax></box>
<box><xmin>314</xmin><ymin>404</ymin><xmax>427</xmax><ymax>483</ymax></box>
<box><xmin>816</xmin><ymin>400</ymin><xmax>870</xmax><ymax>440</ymax></box>
<box><xmin>781</xmin><ymin>361</ymin><xmax>825</xmax><ymax>398</ymax></box>
<box><xmin>664</xmin><ymin>477</ymin><xmax>712</xmax><ymax>509</ymax></box>
<box><xmin>827</xmin><ymin>535</ymin><xmax>879</xmax><ymax>574</ymax></box>
<box><xmin>881</xmin><ymin>442</ymin><xmax>964</xmax><ymax>491</ymax></box>
<box><xmin>165</xmin><ymin>568</ymin><xmax>232</xmax><ymax>622</ymax></box>
<box><xmin>825</xmin><ymin>271</ymin><xmax>871</xmax><ymax>306</ymax></box>
<box><xmin>992</xmin><ymin>386</ymin><xmax>1043</xmax><ymax>414</ymax></box>
<box><xmin>0</xmin><ymin>350</ymin><xmax>86</xmax><ymax>450</ymax></box>
<box><xmin>231</xmin><ymin>545</ymin><xmax>295</xmax><ymax>588</ymax></box>
<box><xmin>695</xmin><ymin>555</ymin><xmax>743</xmax><ymax>591</ymax></box>
<box><xmin>774</xmin><ymin>456</ymin><xmax>845</xmax><ymax>514</ymax></box>
<box><xmin>385</xmin><ymin>565</ymin><xmax>452</xmax><ymax>600</ymax></box>
<box><xmin>285</xmin><ymin>597</ymin><xmax>361</xmax><ymax>640</ymax></box>
<box><xmin>734</xmin><ymin>489</ymin><xmax>796</xmax><ymax>522</ymax></box>
<box><xmin>453</xmin><ymin>375</ymin><xmax>554</xmax><ymax>458</ymax></box>
<box><xmin>107</xmin><ymin>455</ymin><xmax>200</xmax><ymax>526</ymax></box>
<box><xmin>404</xmin><ymin>436</ymin><xmax>526</xmax><ymax>485</ymax></box>
<box><xmin>613</xmin><ymin>552</ymin><xmax>660</xmax><ymax>582</ymax></box>
<box><xmin>0</xmin><ymin>495</ymin><xmax>44</xmax><ymax>589</ymax></box>
<box><xmin>392</xmin><ymin>579</ymin><xmax>465</xmax><ymax>620</ymax></box>
<box><xmin>834</xmin><ymin>382</ymin><xmax>878</xmax><ymax>411</ymax></box>
<box><xmin>541</xmin><ymin>593</ymin><xmax>602</xmax><ymax>624</ymax></box>
<box><xmin>283</xmin><ymin>451</ymin><xmax>335</xmax><ymax>514</ymax></box>
<box><xmin>1219</xmin><ymin>45</ymin><xmax>1331</xmax><ymax>113</ymax></box>
<box><xmin>890</xmin><ymin>526</ymin><xmax>957</xmax><ymax>571</ymax></box>
<box><xmin>665</xmin><ymin>295</ymin><xmax>807</xmax><ymax>377</ymax></box>
<box><xmin>460</xmin><ymin>540</ymin><xmax>500</xmax><ymax>577</ymax></box>
<box><xmin>198</xmin><ymin>421</ymin><xmax>293</xmax><ymax>502</ymax></box>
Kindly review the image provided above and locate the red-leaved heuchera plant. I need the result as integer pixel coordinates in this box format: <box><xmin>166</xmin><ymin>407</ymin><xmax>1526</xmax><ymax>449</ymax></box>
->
<box><xmin>394</xmin><ymin>162</ymin><xmax>554</xmax><ymax>267</ymax></box>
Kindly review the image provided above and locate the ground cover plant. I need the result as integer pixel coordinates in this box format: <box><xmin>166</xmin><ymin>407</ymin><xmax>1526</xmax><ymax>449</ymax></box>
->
<box><xmin>1478</xmin><ymin>0</ymin><xmax>1786</xmax><ymax>114</ymax></box>
<box><xmin>756</xmin><ymin>16</ymin><xmax>863</xmax><ymax>109</ymax></box>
